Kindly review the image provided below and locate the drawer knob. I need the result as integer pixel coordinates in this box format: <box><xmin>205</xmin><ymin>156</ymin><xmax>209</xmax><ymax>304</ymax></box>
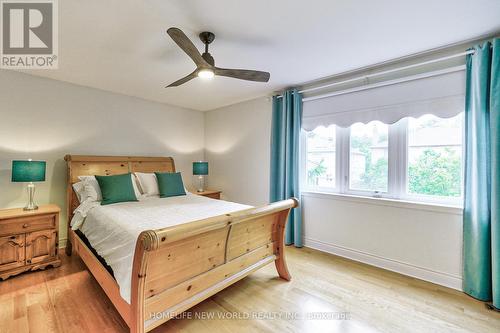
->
<box><xmin>23</xmin><ymin>223</ymin><xmax>29</xmax><ymax>228</ymax></box>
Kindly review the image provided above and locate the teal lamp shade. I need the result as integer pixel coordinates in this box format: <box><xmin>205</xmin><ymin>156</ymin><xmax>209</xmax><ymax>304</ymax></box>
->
<box><xmin>193</xmin><ymin>161</ymin><xmax>208</xmax><ymax>176</ymax></box>
<box><xmin>11</xmin><ymin>160</ymin><xmax>46</xmax><ymax>182</ymax></box>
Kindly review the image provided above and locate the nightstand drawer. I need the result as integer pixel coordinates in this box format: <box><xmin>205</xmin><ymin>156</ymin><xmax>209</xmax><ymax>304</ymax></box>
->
<box><xmin>0</xmin><ymin>214</ymin><xmax>56</xmax><ymax>236</ymax></box>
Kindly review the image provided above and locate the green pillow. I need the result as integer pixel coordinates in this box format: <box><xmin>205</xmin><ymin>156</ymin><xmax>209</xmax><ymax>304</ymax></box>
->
<box><xmin>95</xmin><ymin>173</ymin><xmax>138</xmax><ymax>205</ymax></box>
<box><xmin>155</xmin><ymin>172</ymin><xmax>186</xmax><ymax>198</ymax></box>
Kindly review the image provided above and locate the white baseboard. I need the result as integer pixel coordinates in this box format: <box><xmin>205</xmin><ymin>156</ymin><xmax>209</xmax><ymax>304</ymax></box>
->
<box><xmin>304</xmin><ymin>237</ymin><xmax>463</xmax><ymax>291</ymax></box>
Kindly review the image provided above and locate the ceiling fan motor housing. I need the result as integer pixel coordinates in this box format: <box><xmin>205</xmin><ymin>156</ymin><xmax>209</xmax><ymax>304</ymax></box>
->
<box><xmin>202</xmin><ymin>52</ymin><xmax>215</xmax><ymax>66</ymax></box>
<box><xmin>199</xmin><ymin>31</ymin><xmax>216</xmax><ymax>66</ymax></box>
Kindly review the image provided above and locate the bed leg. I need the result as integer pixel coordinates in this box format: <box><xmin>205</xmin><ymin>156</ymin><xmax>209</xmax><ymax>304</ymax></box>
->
<box><xmin>275</xmin><ymin>250</ymin><xmax>291</xmax><ymax>281</ymax></box>
<box><xmin>275</xmin><ymin>210</ymin><xmax>292</xmax><ymax>281</ymax></box>
<box><xmin>65</xmin><ymin>238</ymin><xmax>73</xmax><ymax>256</ymax></box>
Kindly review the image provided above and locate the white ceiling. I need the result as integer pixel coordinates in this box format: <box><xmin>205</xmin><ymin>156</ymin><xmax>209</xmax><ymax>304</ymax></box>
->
<box><xmin>20</xmin><ymin>0</ymin><xmax>500</xmax><ymax>111</ymax></box>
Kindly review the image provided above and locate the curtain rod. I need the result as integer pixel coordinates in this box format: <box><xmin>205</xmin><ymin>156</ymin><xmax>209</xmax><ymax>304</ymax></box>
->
<box><xmin>275</xmin><ymin>50</ymin><xmax>474</xmax><ymax>99</ymax></box>
<box><xmin>302</xmin><ymin>65</ymin><xmax>465</xmax><ymax>103</ymax></box>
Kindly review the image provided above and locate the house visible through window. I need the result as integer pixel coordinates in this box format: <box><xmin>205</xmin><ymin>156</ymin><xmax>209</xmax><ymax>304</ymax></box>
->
<box><xmin>303</xmin><ymin>113</ymin><xmax>464</xmax><ymax>205</ymax></box>
<box><xmin>349</xmin><ymin>121</ymin><xmax>388</xmax><ymax>193</ymax></box>
<box><xmin>306</xmin><ymin>125</ymin><xmax>335</xmax><ymax>189</ymax></box>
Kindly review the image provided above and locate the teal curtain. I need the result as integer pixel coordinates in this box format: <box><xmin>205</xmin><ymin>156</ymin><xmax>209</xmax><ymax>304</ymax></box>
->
<box><xmin>463</xmin><ymin>38</ymin><xmax>499</xmax><ymax>310</ymax></box>
<box><xmin>270</xmin><ymin>89</ymin><xmax>303</xmax><ymax>247</ymax></box>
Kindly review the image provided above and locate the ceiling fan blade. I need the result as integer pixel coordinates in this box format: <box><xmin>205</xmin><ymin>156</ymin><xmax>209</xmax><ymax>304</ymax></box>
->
<box><xmin>166</xmin><ymin>71</ymin><xmax>197</xmax><ymax>87</ymax></box>
<box><xmin>167</xmin><ymin>27</ymin><xmax>208</xmax><ymax>67</ymax></box>
<box><xmin>214</xmin><ymin>67</ymin><xmax>270</xmax><ymax>82</ymax></box>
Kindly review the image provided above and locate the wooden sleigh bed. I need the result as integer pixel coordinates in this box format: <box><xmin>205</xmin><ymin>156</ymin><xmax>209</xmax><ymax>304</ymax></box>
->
<box><xmin>64</xmin><ymin>155</ymin><xmax>298</xmax><ymax>333</ymax></box>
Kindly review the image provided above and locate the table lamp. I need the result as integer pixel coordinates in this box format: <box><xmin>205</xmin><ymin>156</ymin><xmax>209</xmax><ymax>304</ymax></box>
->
<box><xmin>193</xmin><ymin>161</ymin><xmax>208</xmax><ymax>192</ymax></box>
<box><xmin>11</xmin><ymin>160</ymin><xmax>46</xmax><ymax>211</ymax></box>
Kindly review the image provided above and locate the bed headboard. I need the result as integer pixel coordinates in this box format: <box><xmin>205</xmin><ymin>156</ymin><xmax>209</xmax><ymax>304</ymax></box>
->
<box><xmin>64</xmin><ymin>155</ymin><xmax>175</xmax><ymax>224</ymax></box>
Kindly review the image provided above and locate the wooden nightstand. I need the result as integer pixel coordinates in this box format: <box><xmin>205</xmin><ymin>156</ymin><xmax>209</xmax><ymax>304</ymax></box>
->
<box><xmin>194</xmin><ymin>190</ymin><xmax>222</xmax><ymax>200</ymax></box>
<box><xmin>0</xmin><ymin>204</ymin><xmax>61</xmax><ymax>280</ymax></box>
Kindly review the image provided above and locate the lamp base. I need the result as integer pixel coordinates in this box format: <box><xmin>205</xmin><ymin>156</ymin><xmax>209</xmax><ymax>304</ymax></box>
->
<box><xmin>196</xmin><ymin>175</ymin><xmax>205</xmax><ymax>192</ymax></box>
<box><xmin>24</xmin><ymin>182</ymin><xmax>38</xmax><ymax>211</ymax></box>
<box><xmin>23</xmin><ymin>204</ymin><xmax>39</xmax><ymax>211</ymax></box>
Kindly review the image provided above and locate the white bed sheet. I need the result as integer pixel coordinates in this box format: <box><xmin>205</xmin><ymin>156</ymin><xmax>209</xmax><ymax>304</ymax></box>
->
<box><xmin>71</xmin><ymin>194</ymin><xmax>251</xmax><ymax>303</ymax></box>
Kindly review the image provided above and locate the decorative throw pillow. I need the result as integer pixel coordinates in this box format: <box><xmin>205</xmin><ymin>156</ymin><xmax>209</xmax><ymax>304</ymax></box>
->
<box><xmin>95</xmin><ymin>173</ymin><xmax>138</xmax><ymax>205</ymax></box>
<box><xmin>155</xmin><ymin>172</ymin><xmax>186</xmax><ymax>198</ymax></box>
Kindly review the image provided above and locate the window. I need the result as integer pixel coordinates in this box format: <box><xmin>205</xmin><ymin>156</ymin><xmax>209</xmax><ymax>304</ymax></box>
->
<box><xmin>407</xmin><ymin>114</ymin><xmax>463</xmax><ymax>199</ymax></box>
<box><xmin>303</xmin><ymin>113</ymin><xmax>464</xmax><ymax>205</ymax></box>
<box><xmin>349</xmin><ymin>122</ymin><xmax>388</xmax><ymax>193</ymax></box>
<box><xmin>306</xmin><ymin>126</ymin><xmax>336</xmax><ymax>189</ymax></box>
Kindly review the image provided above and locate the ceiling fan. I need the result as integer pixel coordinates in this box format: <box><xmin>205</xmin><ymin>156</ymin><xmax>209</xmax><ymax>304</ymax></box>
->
<box><xmin>165</xmin><ymin>27</ymin><xmax>270</xmax><ymax>87</ymax></box>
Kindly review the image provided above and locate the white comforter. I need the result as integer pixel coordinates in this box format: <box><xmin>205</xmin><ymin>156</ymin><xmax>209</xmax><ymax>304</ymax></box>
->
<box><xmin>71</xmin><ymin>194</ymin><xmax>251</xmax><ymax>303</ymax></box>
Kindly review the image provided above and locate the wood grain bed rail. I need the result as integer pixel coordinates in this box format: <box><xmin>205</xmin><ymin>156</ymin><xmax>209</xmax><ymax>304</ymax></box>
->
<box><xmin>65</xmin><ymin>155</ymin><xmax>298</xmax><ymax>333</ymax></box>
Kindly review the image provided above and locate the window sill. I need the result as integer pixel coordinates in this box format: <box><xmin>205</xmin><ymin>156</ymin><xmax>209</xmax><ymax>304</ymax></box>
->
<box><xmin>301</xmin><ymin>191</ymin><xmax>463</xmax><ymax>215</ymax></box>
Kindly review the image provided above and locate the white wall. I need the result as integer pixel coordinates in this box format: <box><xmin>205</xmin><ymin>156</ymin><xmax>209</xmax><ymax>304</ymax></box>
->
<box><xmin>0</xmin><ymin>70</ymin><xmax>205</xmax><ymax>245</ymax></box>
<box><xmin>204</xmin><ymin>97</ymin><xmax>464</xmax><ymax>290</ymax></box>
<box><xmin>205</xmin><ymin>97</ymin><xmax>272</xmax><ymax>206</ymax></box>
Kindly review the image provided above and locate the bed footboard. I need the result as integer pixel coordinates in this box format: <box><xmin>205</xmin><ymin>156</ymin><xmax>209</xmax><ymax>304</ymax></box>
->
<box><xmin>130</xmin><ymin>198</ymin><xmax>298</xmax><ymax>333</ymax></box>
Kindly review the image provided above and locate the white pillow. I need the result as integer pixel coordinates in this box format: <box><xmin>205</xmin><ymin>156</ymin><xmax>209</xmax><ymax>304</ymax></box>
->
<box><xmin>130</xmin><ymin>174</ymin><xmax>145</xmax><ymax>200</ymax></box>
<box><xmin>134</xmin><ymin>172</ymin><xmax>159</xmax><ymax>196</ymax></box>
<box><xmin>78</xmin><ymin>174</ymin><xmax>143</xmax><ymax>201</ymax></box>
<box><xmin>72</xmin><ymin>181</ymin><xmax>85</xmax><ymax>203</ymax></box>
<box><xmin>78</xmin><ymin>176</ymin><xmax>103</xmax><ymax>201</ymax></box>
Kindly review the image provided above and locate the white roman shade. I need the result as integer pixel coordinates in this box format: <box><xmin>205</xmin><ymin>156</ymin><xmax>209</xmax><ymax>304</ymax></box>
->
<box><xmin>302</xmin><ymin>70</ymin><xmax>465</xmax><ymax>130</ymax></box>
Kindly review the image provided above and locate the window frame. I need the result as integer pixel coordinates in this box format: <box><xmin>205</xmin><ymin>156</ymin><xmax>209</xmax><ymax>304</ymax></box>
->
<box><xmin>401</xmin><ymin>114</ymin><xmax>465</xmax><ymax>206</ymax></box>
<box><xmin>345</xmin><ymin>121</ymin><xmax>390</xmax><ymax>197</ymax></box>
<box><xmin>302</xmin><ymin>126</ymin><xmax>338</xmax><ymax>192</ymax></box>
<box><xmin>302</xmin><ymin>114</ymin><xmax>464</xmax><ymax>207</ymax></box>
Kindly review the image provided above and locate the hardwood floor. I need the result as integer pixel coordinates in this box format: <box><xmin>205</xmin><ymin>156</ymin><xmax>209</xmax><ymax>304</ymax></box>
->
<box><xmin>1</xmin><ymin>246</ymin><xmax>499</xmax><ymax>333</ymax></box>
